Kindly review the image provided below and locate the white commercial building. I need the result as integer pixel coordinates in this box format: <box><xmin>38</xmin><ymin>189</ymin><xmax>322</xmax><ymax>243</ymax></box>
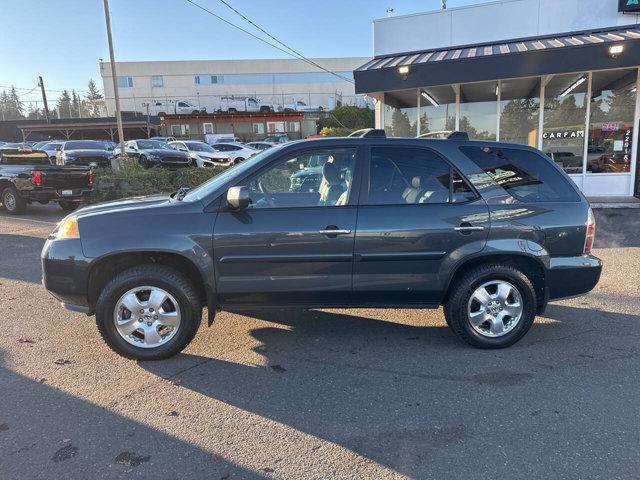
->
<box><xmin>355</xmin><ymin>0</ymin><xmax>640</xmax><ymax>198</ymax></box>
<box><xmin>100</xmin><ymin>57</ymin><xmax>370</xmax><ymax>115</ymax></box>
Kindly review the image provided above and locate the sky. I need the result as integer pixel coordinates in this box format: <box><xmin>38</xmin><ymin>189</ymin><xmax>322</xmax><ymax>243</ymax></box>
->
<box><xmin>0</xmin><ymin>0</ymin><xmax>484</xmax><ymax>106</ymax></box>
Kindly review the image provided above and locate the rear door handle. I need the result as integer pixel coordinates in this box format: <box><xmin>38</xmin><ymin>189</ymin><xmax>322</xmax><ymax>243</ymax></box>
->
<box><xmin>454</xmin><ymin>222</ymin><xmax>485</xmax><ymax>234</ymax></box>
<box><xmin>319</xmin><ymin>228</ymin><xmax>352</xmax><ymax>236</ymax></box>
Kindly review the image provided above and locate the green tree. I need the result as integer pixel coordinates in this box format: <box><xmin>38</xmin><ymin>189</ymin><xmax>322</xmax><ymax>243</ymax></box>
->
<box><xmin>56</xmin><ymin>90</ymin><xmax>72</xmax><ymax>118</ymax></box>
<box><xmin>85</xmin><ymin>79</ymin><xmax>103</xmax><ymax>117</ymax></box>
<box><xmin>318</xmin><ymin>105</ymin><xmax>374</xmax><ymax>132</ymax></box>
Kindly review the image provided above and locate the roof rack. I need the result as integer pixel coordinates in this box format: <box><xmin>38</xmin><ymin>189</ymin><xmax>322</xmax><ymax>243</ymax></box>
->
<box><xmin>446</xmin><ymin>131</ymin><xmax>469</xmax><ymax>141</ymax></box>
<box><xmin>348</xmin><ymin>128</ymin><xmax>386</xmax><ymax>138</ymax></box>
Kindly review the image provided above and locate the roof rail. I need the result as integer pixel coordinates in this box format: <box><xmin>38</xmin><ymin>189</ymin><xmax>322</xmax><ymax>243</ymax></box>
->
<box><xmin>446</xmin><ymin>131</ymin><xmax>469</xmax><ymax>141</ymax></box>
<box><xmin>348</xmin><ymin>128</ymin><xmax>386</xmax><ymax>138</ymax></box>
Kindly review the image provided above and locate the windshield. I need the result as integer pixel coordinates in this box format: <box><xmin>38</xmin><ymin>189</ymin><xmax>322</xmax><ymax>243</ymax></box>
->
<box><xmin>185</xmin><ymin>142</ymin><xmax>215</xmax><ymax>153</ymax></box>
<box><xmin>137</xmin><ymin>140</ymin><xmax>171</xmax><ymax>149</ymax></box>
<box><xmin>65</xmin><ymin>140</ymin><xmax>104</xmax><ymax>150</ymax></box>
<box><xmin>183</xmin><ymin>146</ymin><xmax>283</xmax><ymax>202</ymax></box>
<box><xmin>42</xmin><ymin>142</ymin><xmax>63</xmax><ymax>150</ymax></box>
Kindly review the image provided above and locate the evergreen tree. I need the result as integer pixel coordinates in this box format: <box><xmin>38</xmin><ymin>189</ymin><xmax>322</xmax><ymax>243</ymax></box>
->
<box><xmin>56</xmin><ymin>90</ymin><xmax>72</xmax><ymax>118</ymax></box>
<box><xmin>85</xmin><ymin>79</ymin><xmax>103</xmax><ymax>117</ymax></box>
<box><xmin>9</xmin><ymin>86</ymin><xmax>24</xmax><ymax>118</ymax></box>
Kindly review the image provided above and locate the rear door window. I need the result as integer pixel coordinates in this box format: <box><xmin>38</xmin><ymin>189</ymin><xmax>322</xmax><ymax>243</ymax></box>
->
<box><xmin>366</xmin><ymin>146</ymin><xmax>475</xmax><ymax>205</ymax></box>
<box><xmin>459</xmin><ymin>146</ymin><xmax>580</xmax><ymax>202</ymax></box>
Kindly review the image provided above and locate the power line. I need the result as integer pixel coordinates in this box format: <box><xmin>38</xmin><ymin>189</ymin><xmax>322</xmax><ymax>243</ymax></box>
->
<box><xmin>184</xmin><ymin>0</ymin><xmax>354</xmax><ymax>84</ymax></box>
<box><xmin>214</xmin><ymin>0</ymin><xmax>354</xmax><ymax>84</ymax></box>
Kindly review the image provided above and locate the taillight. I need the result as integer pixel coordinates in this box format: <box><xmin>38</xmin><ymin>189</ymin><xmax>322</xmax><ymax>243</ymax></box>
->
<box><xmin>88</xmin><ymin>169</ymin><xmax>94</xmax><ymax>185</ymax></box>
<box><xmin>31</xmin><ymin>170</ymin><xmax>42</xmax><ymax>185</ymax></box>
<box><xmin>584</xmin><ymin>207</ymin><xmax>596</xmax><ymax>255</ymax></box>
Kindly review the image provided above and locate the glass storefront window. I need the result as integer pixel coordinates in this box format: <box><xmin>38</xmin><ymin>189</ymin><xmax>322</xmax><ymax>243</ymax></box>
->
<box><xmin>418</xmin><ymin>85</ymin><xmax>456</xmax><ymax>137</ymax></box>
<box><xmin>542</xmin><ymin>73</ymin><xmax>588</xmax><ymax>175</ymax></box>
<box><xmin>499</xmin><ymin>77</ymin><xmax>540</xmax><ymax>147</ymax></box>
<box><xmin>587</xmin><ymin>68</ymin><xmax>637</xmax><ymax>174</ymax></box>
<box><xmin>384</xmin><ymin>90</ymin><xmax>417</xmax><ymax>137</ymax></box>
<box><xmin>459</xmin><ymin>81</ymin><xmax>498</xmax><ymax>140</ymax></box>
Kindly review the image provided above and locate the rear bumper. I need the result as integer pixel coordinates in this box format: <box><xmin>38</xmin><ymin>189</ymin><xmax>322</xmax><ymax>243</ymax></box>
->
<box><xmin>22</xmin><ymin>188</ymin><xmax>91</xmax><ymax>203</ymax></box>
<box><xmin>41</xmin><ymin>238</ymin><xmax>92</xmax><ymax>311</ymax></box>
<box><xmin>546</xmin><ymin>254</ymin><xmax>602</xmax><ymax>301</ymax></box>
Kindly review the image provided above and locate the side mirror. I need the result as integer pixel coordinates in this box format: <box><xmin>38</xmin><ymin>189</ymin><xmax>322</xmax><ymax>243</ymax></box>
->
<box><xmin>226</xmin><ymin>186</ymin><xmax>250</xmax><ymax>210</ymax></box>
<box><xmin>55</xmin><ymin>146</ymin><xmax>62</xmax><ymax>151</ymax></box>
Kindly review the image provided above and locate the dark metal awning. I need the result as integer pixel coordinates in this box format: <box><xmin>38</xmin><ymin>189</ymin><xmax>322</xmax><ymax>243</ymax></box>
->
<box><xmin>354</xmin><ymin>25</ymin><xmax>640</xmax><ymax>94</ymax></box>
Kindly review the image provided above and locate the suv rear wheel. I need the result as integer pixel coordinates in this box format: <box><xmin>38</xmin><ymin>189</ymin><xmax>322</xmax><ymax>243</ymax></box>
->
<box><xmin>444</xmin><ymin>264</ymin><xmax>536</xmax><ymax>348</ymax></box>
<box><xmin>95</xmin><ymin>265</ymin><xmax>202</xmax><ymax>360</ymax></box>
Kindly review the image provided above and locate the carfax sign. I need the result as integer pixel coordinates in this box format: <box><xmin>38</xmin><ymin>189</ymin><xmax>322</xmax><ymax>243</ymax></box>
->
<box><xmin>619</xmin><ymin>0</ymin><xmax>640</xmax><ymax>12</ymax></box>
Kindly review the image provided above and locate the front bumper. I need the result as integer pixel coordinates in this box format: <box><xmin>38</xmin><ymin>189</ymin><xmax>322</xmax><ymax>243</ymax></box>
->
<box><xmin>41</xmin><ymin>238</ymin><xmax>92</xmax><ymax>311</ymax></box>
<box><xmin>546</xmin><ymin>254</ymin><xmax>602</xmax><ymax>301</ymax></box>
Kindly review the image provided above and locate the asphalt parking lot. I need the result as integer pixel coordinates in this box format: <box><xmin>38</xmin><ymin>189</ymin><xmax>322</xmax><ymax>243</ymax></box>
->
<box><xmin>1</xmin><ymin>204</ymin><xmax>640</xmax><ymax>479</ymax></box>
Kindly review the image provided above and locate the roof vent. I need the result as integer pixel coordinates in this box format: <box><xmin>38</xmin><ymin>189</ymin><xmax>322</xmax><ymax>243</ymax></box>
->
<box><xmin>348</xmin><ymin>128</ymin><xmax>386</xmax><ymax>138</ymax></box>
<box><xmin>447</xmin><ymin>131</ymin><xmax>469</xmax><ymax>141</ymax></box>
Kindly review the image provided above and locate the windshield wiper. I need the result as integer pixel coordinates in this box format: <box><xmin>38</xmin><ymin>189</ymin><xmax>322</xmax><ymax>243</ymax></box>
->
<box><xmin>175</xmin><ymin>186</ymin><xmax>191</xmax><ymax>201</ymax></box>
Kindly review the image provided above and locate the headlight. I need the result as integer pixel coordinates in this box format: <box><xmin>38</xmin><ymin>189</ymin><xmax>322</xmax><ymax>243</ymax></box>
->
<box><xmin>55</xmin><ymin>216</ymin><xmax>79</xmax><ymax>239</ymax></box>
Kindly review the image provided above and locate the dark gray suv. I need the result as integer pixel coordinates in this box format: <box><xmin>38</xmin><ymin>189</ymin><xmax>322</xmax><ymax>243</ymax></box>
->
<box><xmin>42</xmin><ymin>132</ymin><xmax>601</xmax><ymax>360</ymax></box>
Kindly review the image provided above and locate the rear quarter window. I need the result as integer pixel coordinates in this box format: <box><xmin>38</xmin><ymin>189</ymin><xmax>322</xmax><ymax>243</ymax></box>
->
<box><xmin>459</xmin><ymin>146</ymin><xmax>581</xmax><ymax>203</ymax></box>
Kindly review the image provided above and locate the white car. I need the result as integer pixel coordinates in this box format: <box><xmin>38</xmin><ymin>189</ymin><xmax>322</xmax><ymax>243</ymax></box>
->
<box><xmin>169</xmin><ymin>140</ymin><xmax>232</xmax><ymax>167</ymax></box>
<box><xmin>246</xmin><ymin>141</ymin><xmax>277</xmax><ymax>151</ymax></box>
<box><xmin>210</xmin><ymin>142</ymin><xmax>258</xmax><ymax>164</ymax></box>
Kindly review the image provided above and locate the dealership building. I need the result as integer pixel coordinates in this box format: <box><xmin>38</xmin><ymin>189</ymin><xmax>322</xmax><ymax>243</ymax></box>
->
<box><xmin>100</xmin><ymin>57</ymin><xmax>370</xmax><ymax>116</ymax></box>
<box><xmin>354</xmin><ymin>0</ymin><xmax>640</xmax><ymax>198</ymax></box>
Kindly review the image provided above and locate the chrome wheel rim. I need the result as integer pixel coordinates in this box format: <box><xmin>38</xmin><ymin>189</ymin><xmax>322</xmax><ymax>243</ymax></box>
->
<box><xmin>4</xmin><ymin>192</ymin><xmax>16</xmax><ymax>211</ymax></box>
<box><xmin>467</xmin><ymin>280</ymin><xmax>523</xmax><ymax>338</ymax></box>
<box><xmin>114</xmin><ymin>286</ymin><xmax>181</xmax><ymax>349</ymax></box>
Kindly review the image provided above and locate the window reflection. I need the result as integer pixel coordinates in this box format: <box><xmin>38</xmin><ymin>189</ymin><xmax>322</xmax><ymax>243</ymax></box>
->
<box><xmin>418</xmin><ymin>85</ymin><xmax>456</xmax><ymax>137</ymax></box>
<box><xmin>499</xmin><ymin>77</ymin><xmax>540</xmax><ymax>147</ymax></box>
<box><xmin>459</xmin><ymin>82</ymin><xmax>498</xmax><ymax>140</ymax></box>
<box><xmin>587</xmin><ymin>68</ymin><xmax>637</xmax><ymax>174</ymax></box>
<box><xmin>384</xmin><ymin>90</ymin><xmax>417</xmax><ymax>137</ymax></box>
<box><xmin>542</xmin><ymin>73</ymin><xmax>588</xmax><ymax>175</ymax></box>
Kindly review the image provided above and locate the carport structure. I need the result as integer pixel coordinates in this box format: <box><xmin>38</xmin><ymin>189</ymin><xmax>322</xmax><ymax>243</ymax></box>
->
<box><xmin>16</xmin><ymin>117</ymin><xmax>160</xmax><ymax>141</ymax></box>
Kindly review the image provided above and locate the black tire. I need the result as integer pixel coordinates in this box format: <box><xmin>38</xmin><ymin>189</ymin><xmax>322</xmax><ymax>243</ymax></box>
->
<box><xmin>235</xmin><ymin>157</ymin><xmax>244</xmax><ymax>164</ymax></box>
<box><xmin>139</xmin><ymin>155</ymin><xmax>148</xmax><ymax>168</ymax></box>
<box><xmin>1</xmin><ymin>186</ymin><xmax>27</xmax><ymax>215</ymax></box>
<box><xmin>191</xmin><ymin>110</ymin><xmax>199</xmax><ymax>115</ymax></box>
<box><xmin>444</xmin><ymin>264</ymin><xmax>536</xmax><ymax>349</ymax></box>
<box><xmin>95</xmin><ymin>264</ymin><xmax>202</xmax><ymax>360</ymax></box>
<box><xmin>59</xmin><ymin>201</ymin><xmax>78</xmax><ymax>212</ymax></box>
<box><xmin>158</xmin><ymin>111</ymin><xmax>166</xmax><ymax>117</ymax></box>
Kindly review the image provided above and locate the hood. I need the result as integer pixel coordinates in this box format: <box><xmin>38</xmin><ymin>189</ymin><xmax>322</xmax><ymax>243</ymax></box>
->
<box><xmin>143</xmin><ymin>149</ymin><xmax>190</xmax><ymax>158</ymax></box>
<box><xmin>196</xmin><ymin>151</ymin><xmax>231</xmax><ymax>159</ymax></box>
<box><xmin>65</xmin><ymin>149</ymin><xmax>111</xmax><ymax>157</ymax></box>
<box><xmin>75</xmin><ymin>194</ymin><xmax>171</xmax><ymax>218</ymax></box>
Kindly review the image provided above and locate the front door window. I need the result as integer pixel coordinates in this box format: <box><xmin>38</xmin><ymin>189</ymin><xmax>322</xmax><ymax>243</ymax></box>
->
<box><xmin>247</xmin><ymin>148</ymin><xmax>357</xmax><ymax>209</ymax></box>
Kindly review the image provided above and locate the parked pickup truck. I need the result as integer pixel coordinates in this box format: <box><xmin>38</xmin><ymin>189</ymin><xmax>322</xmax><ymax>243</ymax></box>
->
<box><xmin>0</xmin><ymin>148</ymin><xmax>93</xmax><ymax>214</ymax></box>
<box><xmin>219</xmin><ymin>96</ymin><xmax>275</xmax><ymax>113</ymax></box>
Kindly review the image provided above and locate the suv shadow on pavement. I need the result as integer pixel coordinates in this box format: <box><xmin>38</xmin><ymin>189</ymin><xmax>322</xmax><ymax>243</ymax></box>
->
<box><xmin>139</xmin><ymin>308</ymin><xmax>609</xmax><ymax>478</ymax></box>
<box><xmin>0</xmin><ymin>349</ymin><xmax>262</xmax><ymax>480</ymax></box>
<box><xmin>0</xmin><ymin>234</ymin><xmax>46</xmax><ymax>284</ymax></box>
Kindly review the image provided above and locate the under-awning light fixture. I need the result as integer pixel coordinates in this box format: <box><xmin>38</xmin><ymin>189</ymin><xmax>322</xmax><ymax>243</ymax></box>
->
<box><xmin>609</xmin><ymin>44</ymin><xmax>624</xmax><ymax>58</ymax></box>
<box><xmin>397</xmin><ymin>65</ymin><xmax>410</xmax><ymax>79</ymax></box>
<box><xmin>560</xmin><ymin>76</ymin><xmax>587</xmax><ymax>97</ymax></box>
<box><xmin>420</xmin><ymin>90</ymin><xmax>439</xmax><ymax>107</ymax></box>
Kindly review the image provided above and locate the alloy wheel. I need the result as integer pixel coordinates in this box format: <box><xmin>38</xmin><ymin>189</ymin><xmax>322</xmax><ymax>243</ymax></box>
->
<box><xmin>114</xmin><ymin>286</ymin><xmax>181</xmax><ymax>348</ymax></box>
<box><xmin>467</xmin><ymin>280</ymin><xmax>523</xmax><ymax>337</ymax></box>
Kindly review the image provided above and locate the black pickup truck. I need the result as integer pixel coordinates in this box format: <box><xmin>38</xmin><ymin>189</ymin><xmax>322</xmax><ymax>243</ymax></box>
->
<box><xmin>0</xmin><ymin>148</ymin><xmax>93</xmax><ymax>214</ymax></box>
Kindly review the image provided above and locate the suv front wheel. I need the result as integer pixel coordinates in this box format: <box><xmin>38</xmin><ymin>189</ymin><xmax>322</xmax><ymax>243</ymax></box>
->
<box><xmin>95</xmin><ymin>265</ymin><xmax>202</xmax><ymax>360</ymax></box>
<box><xmin>444</xmin><ymin>264</ymin><xmax>536</xmax><ymax>348</ymax></box>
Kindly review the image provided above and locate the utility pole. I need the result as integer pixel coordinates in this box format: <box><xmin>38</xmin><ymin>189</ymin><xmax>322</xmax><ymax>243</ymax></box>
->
<box><xmin>102</xmin><ymin>0</ymin><xmax>124</xmax><ymax>171</ymax></box>
<box><xmin>38</xmin><ymin>76</ymin><xmax>50</xmax><ymax>123</ymax></box>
